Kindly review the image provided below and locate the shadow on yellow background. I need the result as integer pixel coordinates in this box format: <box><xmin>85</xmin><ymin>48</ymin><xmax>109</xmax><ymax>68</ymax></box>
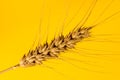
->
<box><xmin>0</xmin><ymin>0</ymin><xmax>120</xmax><ymax>80</ymax></box>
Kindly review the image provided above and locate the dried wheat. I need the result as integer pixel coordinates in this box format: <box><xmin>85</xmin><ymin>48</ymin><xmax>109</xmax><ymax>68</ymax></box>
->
<box><xmin>0</xmin><ymin>0</ymin><xmax>120</xmax><ymax>74</ymax></box>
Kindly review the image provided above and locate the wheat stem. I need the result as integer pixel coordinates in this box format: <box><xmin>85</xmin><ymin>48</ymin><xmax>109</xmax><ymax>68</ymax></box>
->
<box><xmin>0</xmin><ymin>64</ymin><xmax>20</xmax><ymax>74</ymax></box>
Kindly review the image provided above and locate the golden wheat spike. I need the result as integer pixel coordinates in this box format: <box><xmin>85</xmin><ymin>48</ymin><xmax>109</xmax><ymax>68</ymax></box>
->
<box><xmin>0</xmin><ymin>26</ymin><xmax>92</xmax><ymax>74</ymax></box>
<box><xmin>0</xmin><ymin>0</ymin><xmax>120</xmax><ymax>75</ymax></box>
<box><xmin>19</xmin><ymin>27</ymin><xmax>92</xmax><ymax>67</ymax></box>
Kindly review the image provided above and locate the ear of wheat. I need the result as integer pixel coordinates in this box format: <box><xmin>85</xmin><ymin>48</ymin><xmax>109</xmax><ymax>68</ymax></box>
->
<box><xmin>19</xmin><ymin>27</ymin><xmax>92</xmax><ymax>67</ymax></box>
<box><xmin>0</xmin><ymin>0</ymin><xmax>120</xmax><ymax>74</ymax></box>
<box><xmin>0</xmin><ymin>26</ymin><xmax>92</xmax><ymax>74</ymax></box>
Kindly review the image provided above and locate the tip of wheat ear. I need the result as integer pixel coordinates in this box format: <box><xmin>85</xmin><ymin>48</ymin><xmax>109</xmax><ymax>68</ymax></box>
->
<box><xmin>0</xmin><ymin>64</ymin><xmax>20</xmax><ymax>74</ymax></box>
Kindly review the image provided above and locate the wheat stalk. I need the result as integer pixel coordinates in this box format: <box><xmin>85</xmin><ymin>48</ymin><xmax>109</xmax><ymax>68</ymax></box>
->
<box><xmin>0</xmin><ymin>26</ymin><xmax>92</xmax><ymax>74</ymax></box>
<box><xmin>0</xmin><ymin>0</ymin><xmax>120</xmax><ymax>74</ymax></box>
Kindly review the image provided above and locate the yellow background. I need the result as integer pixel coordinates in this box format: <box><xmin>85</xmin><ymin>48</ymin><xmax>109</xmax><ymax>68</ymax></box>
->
<box><xmin>0</xmin><ymin>0</ymin><xmax>120</xmax><ymax>80</ymax></box>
